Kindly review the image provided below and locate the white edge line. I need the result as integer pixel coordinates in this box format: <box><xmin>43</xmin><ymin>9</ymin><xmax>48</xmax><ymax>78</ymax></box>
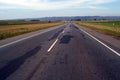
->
<box><xmin>0</xmin><ymin>33</ymin><xmax>43</xmax><ymax>49</ymax></box>
<box><xmin>47</xmin><ymin>39</ymin><xmax>58</xmax><ymax>52</ymax></box>
<box><xmin>80</xmin><ymin>28</ymin><xmax>120</xmax><ymax>56</ymax></box>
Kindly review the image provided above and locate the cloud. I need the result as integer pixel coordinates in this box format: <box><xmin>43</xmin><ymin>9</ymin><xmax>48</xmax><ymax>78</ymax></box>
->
<box><xmin>0</xmin><ymin>0</ymin><xmax>117</xmax><ymax>10</ymax></box>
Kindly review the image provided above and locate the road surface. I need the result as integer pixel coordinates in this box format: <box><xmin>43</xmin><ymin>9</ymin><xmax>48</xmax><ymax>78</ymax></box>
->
<box><xmin>0</xmin><ymin>23</ymin><xmax>120</xmax><ymax>80</ymax></box>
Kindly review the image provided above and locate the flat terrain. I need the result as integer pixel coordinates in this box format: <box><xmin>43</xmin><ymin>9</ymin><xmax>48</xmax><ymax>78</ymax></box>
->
<box><xmin>87</xmin><ymin>21</ymin><xmax>120</xmax><ymax>28</ymax></box>
<box><xmin>0</xmin><ymin>23</ymin><xmax>120</xmax><ymax>80</ymax></box>
<box><xmin>0</xmin><ymin>21</ymin><xmax>63</xmax><ymax>40</ymax></box>
<box><xmin>76</xmin><ymin>21</ymin><xmax>120</xmax><ymax>38</ymax></box>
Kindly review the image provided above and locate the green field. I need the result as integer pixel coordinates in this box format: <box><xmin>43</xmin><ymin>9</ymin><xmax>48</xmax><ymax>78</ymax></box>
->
<box><xmin>76</xmin><ymin>21</ymin><xmax>120</xmax><ymax>39</ymax></box>
<box><xmin>87</xmin><ymin>21</ymin><xmax>120</xmax><ymax>28</ymax></box>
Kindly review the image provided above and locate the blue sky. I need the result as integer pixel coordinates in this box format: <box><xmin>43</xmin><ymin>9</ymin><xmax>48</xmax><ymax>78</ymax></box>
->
<box><xmin>0</xmin><ymin>0</ymin><xmax>120</xmax><ymax>20</ymax></box>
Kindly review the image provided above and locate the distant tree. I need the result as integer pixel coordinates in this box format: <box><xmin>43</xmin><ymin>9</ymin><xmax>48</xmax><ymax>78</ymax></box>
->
<box><xmin>48</xmin><ymin>21</ymin><xmax>51</xmax><ymax>23</ymax></box>
<box><xmin>31</xmin><ymin>20</ymin><xmax>40</xmax><ymax>21</ymax></box>
<box><xmin>94</xmin><ymin>19</ymin><xmax>97</xmax><ymax>21</ymax></box>
<box><xmin>76</xmin><ymin>19</ymin><xmax>81</xmax><ymax>21</ymax></box>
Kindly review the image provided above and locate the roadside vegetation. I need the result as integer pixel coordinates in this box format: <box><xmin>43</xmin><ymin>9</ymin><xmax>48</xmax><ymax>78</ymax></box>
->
<box><xmin>76</xmin><ymin>21</ymin><xmax>120</xmax><ymax>39</ymax></box>
<box><xmin>0</xmin><ymin>20</ymin><xmax>64</xmax><ymax>40</ymax></box>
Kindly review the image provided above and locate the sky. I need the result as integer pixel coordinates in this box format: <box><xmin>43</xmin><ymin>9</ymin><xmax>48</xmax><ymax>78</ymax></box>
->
<box><xmin>0</xmin><ymin>0</ymin><xmax>120</xmax><ymax>20</ymax></box>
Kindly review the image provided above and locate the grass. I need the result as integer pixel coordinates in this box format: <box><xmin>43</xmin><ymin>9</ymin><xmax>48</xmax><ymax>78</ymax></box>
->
<box><xmin>87</xmin><ymin>21</ymin><xmax>120</xmax><ymax>28</ymax></box>
<box><xmin>76</xmin><ymin>21</ymin><xmax>120</xmax><ymax>38</ymax></box>
<box><xmin>0</xmin><ymin>21</ymin><xmax>64</xmax><ymax>40</ymax></box>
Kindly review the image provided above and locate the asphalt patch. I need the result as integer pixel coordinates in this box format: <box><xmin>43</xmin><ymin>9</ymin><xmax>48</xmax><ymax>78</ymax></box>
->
<box><xmin>70</xmin><ymin>24</ymin><xmax>79</xmax><ymax>30</ymax></box>
<box><xmin>80</xmin><ymin>33</ymin><xmax>86</xmax><ymax>39</ymax></box>
<box><xmin>0</xmin><ymin>46</ymin><xmax>41</xmax><ymax>80</ymax></box>
<box><xmin>48</xmin><ymin>29</ymin><xmax>64</xmax><ymax>41</ymax></box>
<box><xmin>59</xmin><ymin>35</ymin><xmax>74</xmax><ymax>44</ymax></box>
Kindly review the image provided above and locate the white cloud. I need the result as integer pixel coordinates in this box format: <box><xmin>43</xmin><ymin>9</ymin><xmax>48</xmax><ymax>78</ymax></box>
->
<box><xmin>0</xmin><ymin>0</ymin><xmax>117</xmax><ymax>10</ymax></box>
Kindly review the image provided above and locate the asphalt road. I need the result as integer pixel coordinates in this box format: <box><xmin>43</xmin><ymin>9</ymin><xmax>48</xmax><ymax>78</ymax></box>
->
<box><xmin>0</xmin><ymin>23</ymin><xmax>120</xmax><ymax>80</ymax></box>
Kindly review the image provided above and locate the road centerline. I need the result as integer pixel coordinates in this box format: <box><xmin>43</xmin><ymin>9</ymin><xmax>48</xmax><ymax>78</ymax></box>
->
<box><xmin>47</xmin><ymin>39</ymin><xmax>58</xmax><ymax>52</ymax></box>
<box><xmin>47</xmin><ymin>29</ymin><xmax>66</xmax><ymax>52</ymax></box>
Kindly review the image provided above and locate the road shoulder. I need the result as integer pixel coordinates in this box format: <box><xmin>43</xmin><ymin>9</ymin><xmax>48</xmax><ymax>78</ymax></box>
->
<box><xmin>75</xmin><ymin>23</ymin><xmax>120</xmax><ymax>52</ymax></box>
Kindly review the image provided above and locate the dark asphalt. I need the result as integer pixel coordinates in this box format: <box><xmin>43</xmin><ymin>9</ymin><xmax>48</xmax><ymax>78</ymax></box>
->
<box><xmin>0</xmin><ymin>23</ymin><xmax>120</xmax><ymax>80</ymax></box>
